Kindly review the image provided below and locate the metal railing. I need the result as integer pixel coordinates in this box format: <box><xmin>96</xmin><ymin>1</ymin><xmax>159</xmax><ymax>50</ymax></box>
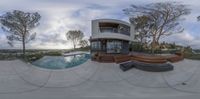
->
<box><xmin>99</xmin><ymin>27</ymin><xmax>130</xmax><ymax>36</ymax></box>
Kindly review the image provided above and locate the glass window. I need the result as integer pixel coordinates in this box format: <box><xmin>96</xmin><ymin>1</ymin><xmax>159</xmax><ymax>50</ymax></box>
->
<box><xmin>106</xmin><ymin>40</ymin><xmax>122</xmax><ymax>53</ymax></box>
<box><xmin>100</xmin><ymin>27</ymin><xmax>118</xmax><ymax>33</ymax></box>
<box><xmin>91</xmin><ymin>41</ymin><xmax>101</xmax><ymax>50</ymax></box>
<box><xmin>119</xmin><ymin>25</ymin><xmax>130</xmax><ymax>36</ymax></box>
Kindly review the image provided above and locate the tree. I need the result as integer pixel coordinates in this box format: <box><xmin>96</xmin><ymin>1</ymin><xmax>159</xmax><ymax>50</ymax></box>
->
<box><xmin>66</xmin><ymin>30</ymin><xmax>84</xmax><ymax>50</ymax></box>
<box><xmin>124</xmin><ymin>2</ymin><xmax>190</xmax><ymax>53</ymax></box>
<box><xmin>79</xmin><ymin>39</ymin><xmax>89</xmax><ymax>48</ymax></box>
<box><xmin>130</xmin><ymin>15</ymin><xmax>151</xmax><ymax>51</ymax></box>
<box><xmin>0</xmin><ymin>10</ymin><xmax>41</xmax><ymax>56</ymax></box>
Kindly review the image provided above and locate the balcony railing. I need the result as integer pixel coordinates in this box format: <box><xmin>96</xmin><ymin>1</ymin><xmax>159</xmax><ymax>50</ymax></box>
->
<box><xmin>99</xmin><ymin>27</ymin><xmax>118</xmax><ymax>33</ymax></box>
<box><xmin>99</xmin><ymin>27</ymin><xmax>130</xmax><ymax>36</ymax></box>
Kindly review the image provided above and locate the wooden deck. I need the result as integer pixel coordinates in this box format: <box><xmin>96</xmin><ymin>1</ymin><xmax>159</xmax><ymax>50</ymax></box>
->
<box><xmin>92</xmin><ymin>52</ymin><xmax>184</xmax><ymax>63</ymax></box>
<box><xmin>91</xmin><ymin>53</ymin><xmax>129</xmax><ymax>63</ymax></box>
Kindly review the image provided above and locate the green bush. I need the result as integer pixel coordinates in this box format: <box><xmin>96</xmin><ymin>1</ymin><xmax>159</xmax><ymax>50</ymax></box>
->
<box><xmin>24</xmin><ymin>53</ymin><xmax>43</xmax><ymax>62</ymax></box>
<box><xmin>73</xmin><ymin>46</ymin><xmax>90</xmax><ymax>51</ymax></box>
<box><xmin>0</xmin><ymin>54</ymin><xmax>17</xmax><ymax>60</ymax></box>
<box><xmin>45</xmin><ymin>51</ymin><xmax>62</xmax><ymax>56</ymax></box>
<box><xmin>130</xmin><ymin>42</ymin><xmax>144</xmax><ymax>52</ymax></box>
<box><xmin>0</xmin><ymin>51</ymin><xmax>62</xmax><ymax>62</ymax></box>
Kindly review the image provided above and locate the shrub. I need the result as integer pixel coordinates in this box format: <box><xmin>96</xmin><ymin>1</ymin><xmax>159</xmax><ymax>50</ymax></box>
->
<box><xmin>130</xmin><ymin>42</ymin><xmax>144</xmax><ymax>52</ymax></box>
<box><xmin>0</xmin><ymin>54</ymin><xmax>17</xmax><ymax>60</ymax></box>
<box><xmin>45</xmin><ymin>51</ymin><xmax>62</xmax><ymax>56</ymax></box>
<box><xmin>24</xmin><ymin>53</ymin><xmax>43</xmax><ymax>62</ymax></box>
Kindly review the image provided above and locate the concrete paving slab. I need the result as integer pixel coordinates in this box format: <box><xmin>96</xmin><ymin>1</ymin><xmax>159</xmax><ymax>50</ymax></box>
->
<box><xmin>0</xmin><ymin>59</ymin><xmax>200</xmax><ymax>98</ymax></box>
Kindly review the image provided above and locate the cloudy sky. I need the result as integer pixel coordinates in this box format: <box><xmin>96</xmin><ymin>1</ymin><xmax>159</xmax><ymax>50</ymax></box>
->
<box><xmin>0</xmin><ymin>0</ymin><xmax>200</xmax><ymax>49</ymax></box>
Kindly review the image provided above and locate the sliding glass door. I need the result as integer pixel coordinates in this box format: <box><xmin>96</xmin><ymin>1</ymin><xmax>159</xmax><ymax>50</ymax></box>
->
<box><xmin>91</xmin><ymin>41</ymin><xmax>101</xmax><ymax>51</ymax></box>
<box><xmin>106</xmin><ymin>40</ymin><xmax>122</xmax><ymax>53</ymax></box>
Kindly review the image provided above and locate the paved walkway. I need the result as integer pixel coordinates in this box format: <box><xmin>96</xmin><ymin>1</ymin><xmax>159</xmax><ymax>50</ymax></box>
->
<box><xmin>0</xmin><ymin>59</ymin><xmax>200</xmax><ymax>99</ymax></box>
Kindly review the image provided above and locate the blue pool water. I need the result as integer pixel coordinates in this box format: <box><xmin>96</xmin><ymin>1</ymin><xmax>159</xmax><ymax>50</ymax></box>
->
<box><xmin>32</xmin><ymin>54</ymin><xmax>90</xmax><ymax>69</ymax></box>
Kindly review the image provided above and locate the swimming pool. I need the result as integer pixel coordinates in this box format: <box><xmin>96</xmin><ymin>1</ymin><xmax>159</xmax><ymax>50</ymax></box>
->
<box><xmin>32</xmin><ymin>53</ymin><xmax>90</xmax><ymax>69</ymax></box>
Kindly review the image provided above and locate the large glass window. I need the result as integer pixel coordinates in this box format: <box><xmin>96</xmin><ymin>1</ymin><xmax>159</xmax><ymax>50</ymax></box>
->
<box><xmin>99</xmin><ymin>23</ymin><xmax>118</xmax><ymax>33</ymax></box>
<box><xmin>91</xmin><ymin>41</ymin><xmax>101</xmax><ymax>50</ymax></box>
<box><xmin>99</xmin><ymin>27</ymin><xmax>118</xmax><ymax>33</ymax></box>
<box><xmin>99</xmin><ymin>22</ymin><xmax>130</xmax><ymax>36</ymax></box>
<box><xmin>119</xmin><ymin>25</ymin><xmax>130</xmax><ymax>36</ymax></box>
<box><xmin>106</xmin><ymin>40</ymin><xmax>122</xmax><ymax>53</ymax></box>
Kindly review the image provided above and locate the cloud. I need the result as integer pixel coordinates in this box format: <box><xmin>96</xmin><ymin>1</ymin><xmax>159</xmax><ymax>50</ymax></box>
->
<box><xmin>162</xmin><ymin>31</ymin><xmax>200</xmax><ymax>49</ymax></box>
<box><xmin>177</xmin><ymin>32</ymin><xmax>194</xmax><ymax>41</ymax></box>
<box><xmin>0</xmin><ymin>0</ymin><xmax>200</xmax><ymax>49</ymax></box>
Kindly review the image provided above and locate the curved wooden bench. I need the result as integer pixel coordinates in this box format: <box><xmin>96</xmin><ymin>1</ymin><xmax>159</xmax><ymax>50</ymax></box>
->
<box><xmin>131</xmin><ymin>57</ymin><xmax>167</xmax><ymax>64</ymax></box>
<box><xmin>114</xmin><ymin>55</ymin><xmax>131</xmax><ymax>63</ymax></box>
<box><xmin>130</xmin><ymin>54</ymin><xmax>167</xmax><ymax>64</ymax></box>
<box><xmin>175</xmin><ymin>52</ymin><xmax>184</xmax><ymax>57</ymax></box>
<box><xmin>98</xmin><ymin>54</ymin><xmax>114</xmax><ymax>62</ymax></box>
<box><xmin>165</xmin><ymin>55</ymin><xmax>184</xmax><ymax>63</ymax></box>
<box><xmin>131</xmin><ymin>55</ymin><xmax>166</xmax><ymax>60</ymax></box>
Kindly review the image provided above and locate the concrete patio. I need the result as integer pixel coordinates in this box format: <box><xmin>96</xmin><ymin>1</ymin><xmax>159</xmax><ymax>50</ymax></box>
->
<box><xmin>0</xmin><ymin>59</ymin><xmax>200</xmax><ymax>99</ymax></box>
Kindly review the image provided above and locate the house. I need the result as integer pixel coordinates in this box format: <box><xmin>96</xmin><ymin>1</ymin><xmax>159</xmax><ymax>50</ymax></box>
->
<box><xmin>90</xmin><ymin>19</ymin><xmax>136</xmax><ymax>56</ymax></box>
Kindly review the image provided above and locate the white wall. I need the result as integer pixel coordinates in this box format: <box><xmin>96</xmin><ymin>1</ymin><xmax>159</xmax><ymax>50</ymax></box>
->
<box><xmin>91</xmin><ymin>19</ymin><xmax>136</xmax><ymax>41</ymax></box>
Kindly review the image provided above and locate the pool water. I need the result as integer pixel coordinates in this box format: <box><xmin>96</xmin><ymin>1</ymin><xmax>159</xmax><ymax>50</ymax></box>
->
<box><xmin>32</xmin><ymin>54</ymin><xmax>90</xmax><ymax>69</ymax></box>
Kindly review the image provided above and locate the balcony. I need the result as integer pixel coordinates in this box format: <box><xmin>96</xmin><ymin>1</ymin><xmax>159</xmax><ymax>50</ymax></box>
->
<box><xmin>99</xmin><ymin>27</ymin><xmax>130</xmax><ymax>36</ymax></box>
<box><xmin>99</xmin><ymin>22</ymin><xmax>130</xmax><ymax>36</ymax></box>
<box><xmin>99</xmin><ymin>27</ymin><xmax>118</xmax><ymax>33</ymax></box>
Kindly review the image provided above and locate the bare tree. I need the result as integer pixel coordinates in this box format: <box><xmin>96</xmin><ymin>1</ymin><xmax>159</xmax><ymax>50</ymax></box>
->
<box><xmin>0</xmin><ymin>10</ymin><xmax>41</xmax><ymax>56</ymax></box>
<box><xmin>66</xmin><ymin>30</ymin><xmax>84</xmax><ymax>50</ymax></box>
<box><xmin>124</xmin><ymin>2</ymin><xmax>190</xmax><ymax>53</ymax></box>
<box><xmin>79</xmin><ymin>39</ymin><xmax>89</xmax><ymax>48</ymax></box>
<box><xmin>130</xmin><ymin>15</ymin><xmax>151</xmax><ymax>44</ymax></box>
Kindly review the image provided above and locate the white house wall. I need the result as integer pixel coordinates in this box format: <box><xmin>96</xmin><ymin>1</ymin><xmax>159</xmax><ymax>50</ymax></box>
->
<box><xmin>91</xmin><ymin>19</ymin><xmax>136</xmax><ymax>41</ymax></box>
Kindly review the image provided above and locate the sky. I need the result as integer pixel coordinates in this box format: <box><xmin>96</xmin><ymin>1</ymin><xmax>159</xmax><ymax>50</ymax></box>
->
<box><xmin>0</xmin><ymin>0</ymin><xmax>200</xmax><ymax>49</ymax></box>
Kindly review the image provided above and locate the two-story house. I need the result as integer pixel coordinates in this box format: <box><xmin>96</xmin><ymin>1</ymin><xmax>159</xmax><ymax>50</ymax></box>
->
<box><xmin>90</xmin><ymin>19</ymin><xmax>135</xmax><ymax>55</ymax></box>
